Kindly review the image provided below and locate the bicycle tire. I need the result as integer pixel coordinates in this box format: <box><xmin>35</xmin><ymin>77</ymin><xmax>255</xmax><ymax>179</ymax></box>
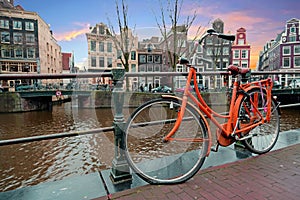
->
<box><xmin>237</xmin><ymin>88</ymin><xmax>280</xmax><ymax>154</ymax></box>
<box><xmin>124</xmin><ymin>98</ymin><xmax>209</xmax><ymax>184</ymax></box>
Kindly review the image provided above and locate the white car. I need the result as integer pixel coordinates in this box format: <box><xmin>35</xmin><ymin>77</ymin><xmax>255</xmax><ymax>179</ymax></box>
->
<box><xmin>288</xmin><ymin>78</ymin><xmax>300</xmax><ymax>88</ymax></box>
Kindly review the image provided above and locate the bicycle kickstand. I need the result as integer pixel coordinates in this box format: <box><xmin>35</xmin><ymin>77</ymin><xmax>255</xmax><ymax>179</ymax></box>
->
<box><xmin>211</xmin><ymin>142</ymin><xmax>220</xmax><ymax>152</ymax></box>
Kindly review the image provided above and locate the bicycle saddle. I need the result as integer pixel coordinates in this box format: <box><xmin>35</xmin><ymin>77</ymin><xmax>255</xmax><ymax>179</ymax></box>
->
<box><xmin>227</xmin><ymin>65</ymin><xmax>250</xmax><ymax>76</ymax></box>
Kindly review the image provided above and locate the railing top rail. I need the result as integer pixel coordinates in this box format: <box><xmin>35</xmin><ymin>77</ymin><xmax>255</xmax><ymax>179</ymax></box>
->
<box><xmin>1</xmin><ymin>70</ymin><xmax>300</xmax><ymax>80</ymax></box>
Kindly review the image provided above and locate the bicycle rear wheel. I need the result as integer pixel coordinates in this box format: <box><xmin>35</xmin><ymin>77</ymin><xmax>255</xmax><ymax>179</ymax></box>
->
<box><xmin>124</xmin><ymin>98</ymin><xmax>209</xmax><ymax>184</ymax></box>
<box><xmin>237</xmin><ymin>88</ymin><xmax>280</xmax><ymax>154</ymax></box>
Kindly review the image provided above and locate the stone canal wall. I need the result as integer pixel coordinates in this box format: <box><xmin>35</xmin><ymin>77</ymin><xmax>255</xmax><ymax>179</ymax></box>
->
<box><xmin>0</xmin><ymin>93</ymin><xmax>51</xmax><ymax>113</ymax></box>
<box><xmin>0</xmin><ymin>90</ymin><xmax>299</xmax><ymax>112</ymax></box>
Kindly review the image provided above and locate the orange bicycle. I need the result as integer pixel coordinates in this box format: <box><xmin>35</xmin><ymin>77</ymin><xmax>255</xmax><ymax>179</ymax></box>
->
<box><xmin>124</xmin><ymin>29</ymin><xmax>280</xmax><ymax>184</ymax></box>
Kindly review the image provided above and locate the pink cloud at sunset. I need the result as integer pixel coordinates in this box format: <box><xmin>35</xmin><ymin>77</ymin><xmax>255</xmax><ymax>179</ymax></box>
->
<box><xmin>53</xmin><ymin>23</ymin><xmax>90</xmax><ymax>42</ymax></box>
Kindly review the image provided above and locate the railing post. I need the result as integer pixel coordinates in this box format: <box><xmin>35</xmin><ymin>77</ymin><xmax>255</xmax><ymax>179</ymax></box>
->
<box><xmin>110</xmin><ymin>68</ymin><xmax>132</xmax><ymax>184</ymax></box>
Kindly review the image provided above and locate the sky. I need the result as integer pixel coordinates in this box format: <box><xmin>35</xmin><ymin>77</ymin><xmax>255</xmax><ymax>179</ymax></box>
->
<box><xmin>14</xmin><ymin>0</ymin><xmax>300</xmax><ymax>70</ymax></box>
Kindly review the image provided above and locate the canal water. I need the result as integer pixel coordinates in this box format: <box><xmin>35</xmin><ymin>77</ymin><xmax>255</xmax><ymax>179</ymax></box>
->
<box><xmin>0</xmin><ymin>102</ymin><xmax>299</xmax><ymax>192</ymax></box>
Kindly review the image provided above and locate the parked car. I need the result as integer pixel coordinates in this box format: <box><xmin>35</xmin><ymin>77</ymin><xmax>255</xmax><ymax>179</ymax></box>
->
<box><xmin>151</xmin><ymin>85</ymin><xmax>172</xmax><ymax>93</ymax></box>
<box><xmin>288</xmin><ymin>78</ymin><xmax>300</xmax><ymax>88</ymax></box>
<box><xmin>15</xmin><ymin>84</ymin><xmax>34</xmax><ymax>91</ymax></box>
<box><xmin>175</xmin><ymin>84</ymin><xmax>208</xmax><ymax>93</ymax></box>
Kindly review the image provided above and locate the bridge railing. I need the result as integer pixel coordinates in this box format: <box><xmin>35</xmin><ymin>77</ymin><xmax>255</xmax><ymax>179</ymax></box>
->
<box><xmin>1</xmin><ymin>70</ymin><xmax>300</xmax><ymax>185</ymax></box>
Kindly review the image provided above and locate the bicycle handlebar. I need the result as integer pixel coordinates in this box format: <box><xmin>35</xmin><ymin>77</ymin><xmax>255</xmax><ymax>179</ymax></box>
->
<box><xmin>198</xmin><ymin>29</ymin><xmax>236</xmax><ymax>45</ymax></box>
<box><xmin>179</xmin><ymin>29</ymin><xmax>236</xmax><ymax>65</ymax></box>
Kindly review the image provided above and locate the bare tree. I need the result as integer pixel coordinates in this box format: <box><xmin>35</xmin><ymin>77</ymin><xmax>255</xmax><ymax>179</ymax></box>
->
<box><xmin>154</xmin><ymin>0</ymin><xmax>203</xmax><ymax>70</ymax></box>
<box><xmin>108</xmin><ymin>0</ymin><xmax>137</xmax><ymax>90</ymax></box>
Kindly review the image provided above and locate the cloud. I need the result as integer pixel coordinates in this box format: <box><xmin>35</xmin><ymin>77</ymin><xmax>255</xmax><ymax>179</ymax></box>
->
<box><xmin>53</xmin><ymin>23</ymin><xmax>90</xmax><ymax>42</ymax></box>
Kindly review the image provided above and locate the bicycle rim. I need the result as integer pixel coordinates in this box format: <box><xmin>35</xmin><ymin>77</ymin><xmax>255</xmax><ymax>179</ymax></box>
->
<box><xmin>238</xmin><ymin>89</ymin><xmax>280</xmax><ymax>154</ymax></box>
<box><xmin>125</xmin><ymin>98</ymin><xmax>209</xmax><ymax>184</ymax></box>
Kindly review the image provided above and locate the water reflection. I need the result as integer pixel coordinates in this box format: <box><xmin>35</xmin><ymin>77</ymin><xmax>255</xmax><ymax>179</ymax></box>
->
<box><xmin>0</xmin><ymin>103</ymin><xmax>299</xmax><ymax>191</ymax></box>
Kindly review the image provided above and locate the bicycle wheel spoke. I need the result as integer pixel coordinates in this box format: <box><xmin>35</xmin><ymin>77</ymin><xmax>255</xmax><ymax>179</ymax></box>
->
<box><xmin>238</xmin><ymin>88</ymin><xmax>280</xmax><ymax>154</ymax></box>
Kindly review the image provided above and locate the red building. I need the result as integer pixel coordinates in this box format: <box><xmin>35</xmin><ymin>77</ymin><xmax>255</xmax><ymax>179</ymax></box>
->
<box><xmin>231</xmin><ymin>27</ymin><xmax>251</xmax><ymax>68</ymax></box>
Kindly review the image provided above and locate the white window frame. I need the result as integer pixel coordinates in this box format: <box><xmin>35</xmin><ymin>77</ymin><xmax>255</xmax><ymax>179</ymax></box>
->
<box><xmin>283</xmin><ymin>46</ymin><xmax>291</xmax><ymax>55</ymax></box>
<box><xmin>27</xmin><ymin>47</ymin><xmax>35</xmax><ymax>59</ymax></box>
<box><xmin>15</xmin><ymin>48</ymin><xmax>23</xmax><ymax>58</ymax></box>
<box><xmin>25</xmin><ymin>22</ymin><xmax>34</xmax><ymax>31</ymax></box>
<box><xmin>1</xmin><ymin>32</ymin><xmax>10</xmax><ymax>43</ymax></box>
<box><xmin>234</xmin><ymin>50</ymin><xmax>240</xmax><ymax>59</ymax></box>
<box><xmin>13</xmin><ymin>33</ymin><xmax>23</xmax><ymax>44</ymax></box>
<box><xmin>241</xmin><ymin>50</ymin><xmax>248</xmax><ymax>59</ymax></box>
<box><xmin>0</xmin><ymin>19</ymin><xmax>9</xmax><ymax>29</ymax></box>
<box><xmin>13</xmin><ymin>21</ymin><xmax>22</xmax><ymax>30</ymax></box>
<box><xmin>294</xmin><ymin>56</ymin><xmax>300</xmax><ymax>68</ymax></box>
<box><xmin>294</xmin><ymin>45</ymin><xmax>300</xmax><ymax>55</ymax></box>
<box><xmin>283</xmin><ymin>57</ymin><xmax>290</xmax><ymax>68</ymax></box>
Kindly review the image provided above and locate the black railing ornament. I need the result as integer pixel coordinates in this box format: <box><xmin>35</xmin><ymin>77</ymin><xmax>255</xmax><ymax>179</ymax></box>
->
<box><xmin>110</xmin><ymin>68</ymin><xmax>132</xmax><ymax>184</ymax></box>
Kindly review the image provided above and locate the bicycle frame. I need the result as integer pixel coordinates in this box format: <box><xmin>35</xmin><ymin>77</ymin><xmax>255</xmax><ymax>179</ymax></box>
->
<box><xmin>163</xmin><ymin>66</ymin><xmax>274</xmax><ymax>149</ymax></box>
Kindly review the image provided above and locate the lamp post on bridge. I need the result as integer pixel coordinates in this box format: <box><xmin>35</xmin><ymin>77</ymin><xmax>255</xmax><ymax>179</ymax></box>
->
<box><xmin>110</xmin><ymin>68</ymin><xmax>132</xmax><ymax>184</ymax></box>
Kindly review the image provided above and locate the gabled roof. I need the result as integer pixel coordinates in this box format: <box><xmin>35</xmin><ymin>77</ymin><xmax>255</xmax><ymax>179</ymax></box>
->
<box><xmin>237</xmin><ymin>27</ymin><xmax>246</xmax><ymax>32</ymax></box>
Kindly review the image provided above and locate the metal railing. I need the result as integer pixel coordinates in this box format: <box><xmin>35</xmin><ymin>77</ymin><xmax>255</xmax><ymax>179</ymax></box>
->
<box><xmin>1</xmin><ymin>69</ymin><xmax>300</xmax><ymax>184</ymax></box>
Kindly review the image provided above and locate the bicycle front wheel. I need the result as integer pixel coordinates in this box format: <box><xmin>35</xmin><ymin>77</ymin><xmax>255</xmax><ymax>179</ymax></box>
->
<box><xmin>237</xmin><ymin>88</ymin><xmax>280</xmax><ymax>154</ymax></box>
<box><xmin>125</xmin><ymin>98</ymin><xmax>209</xmax><ymax>184</ymax></box>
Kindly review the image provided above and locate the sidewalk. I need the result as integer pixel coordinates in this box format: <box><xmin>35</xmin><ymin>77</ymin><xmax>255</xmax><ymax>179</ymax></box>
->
<box><xmin>94</xmin><ymin>143</ymin><xmax>300</xmax><ymax>200</ymax></box>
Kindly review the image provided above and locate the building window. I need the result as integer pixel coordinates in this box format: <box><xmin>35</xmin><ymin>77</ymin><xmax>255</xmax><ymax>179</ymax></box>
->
<box><xmin>238</xmin><ymin>39</ymin><xmax>244</xmax><ymax>45</ymax></box>
<box><xmin>154</xmin><ymin>65</ymin><xmax>160</xmax><ymax>72</ymax></box>
<box><xmin>294</xmin><ymin>56</ymin><xmax>300</xmax><ymax>67</ymax></box>
<box><xmin>154</xmin><ymin>55</ymin><xmax>161</xmax><ymax>63</ymax></box>
<box><xmin>99</xmin><ymin>25</ymin><xmax>105</xmax><ymax>34</ymax></box>
<box><xmin>147</xmin><ymin>55</ymin><xmax>153</xmax><ymax>63</ymax></box>
<box><xmin>241</xmin><ymin>50</ymin><xmax>248</xmax><ymax>59</ymax></box>
<box><xmin>131</xmin><ymin>51</ymin><xmax>136</xmax><ymax>60</ymax></box>
<box><xmin>1</xmin><ymin>48</ymin><xmax>10</xmax><ymax>57</ymax></box>
<box><xmin>13</xmin><ymin>21</ymin><xmax>22</xmax><ymax>30</ymax></box>
<box><xmin>91</xmin><ymin>41</ymin><xmax>96</xmax><ymax>51</ymax></box>
<box><xmin>197</xmin><ymin>45</ymin><xmax>202</xmax><ymax>53</ymax></box>
<box><xmin>139</xmin><ymin>55</ymin><xmax>146</xmax><ymax>63</ymax></box>
<box><xmin>99</xmin><ymin>57</ymin><xmax>104</xmax><ymax>67</ymax></box>
<box><xmin>206</xmin><ymin>47</ymin><xmax>213</xmax><ymax>56</ymax></box>
<box><xmin>223</xmin><ymin>47</ymin><xmax>229</xmax><ymax>55</ymax></box>
<box><xmin>1</xmin><ymin>32</ymin><xmax>10</xmax><ymax>43</ymax></box>
<box><xmin>27</xmin><ymin>48</ymin><xmax>35</xmax><ymax>58</ymax></box>
<box><xmin>131</xmin><ymin>64</ymin><xmax>136</xmax><ymax>72</ymax></box>
<box><xmin>241</xmin><ymin>61</ymin><xmax>248</xmax><ymax>68</ymax></box>
<box><xmin>283</xmin><ymin>46</ymin><xmax>290</xmax><ymax>55</ymax></box>
<box><xmin>290</xmin><ymin>25</ymin><xmax>296</xmax><ymax>33</ymax></box>
<box><xmin>0</xmin><ymin>19</ymin><xmax>9</xmax><ymax>29</ymax></box>
<box><xmin>147</xmin><ymin>65</ymin><xmax>153</xmax><ymax>71</ymax></box>
<box><xmin>26</xmin><ymin>34</ymin><xmax>35</xmax><ymax>44</ymax></box>
<box><xmin>99</xmin><ymin>42</ymin><xmax>104</xmax><ymax>52</ymax></box>
<box><xmin>117</xmin><ymin>50</ymin><xmax>122</xmax><ymax>59</ymax></box>
<box><xmin>107</xmin><ymin>57</ymin><xmax>112</xmax><ymax>68</ymax></box>
<box><xmin>139</xmin><ymin>65</ymin><xmax>146</xmax><ymax>72</ymax></box>
<box><xmin>13</xmin><ymin>33</ymin><xmax>23</xmax><ymax>44</ymax></box>
<box><xmin>25</xmin><ymin>22</ymin><xmax>34</xmax><ymax>31</ymax></box>
<box><xmin>177</xmin><ymin>65</ymin><xmax>183</xmax><ymax>72</ymax></box>
<box><xmin>283</xmin><ymin>57</ymin><xmax>290</xmax><ymax>68</ymax></box>
<box><xmin>15</xmin><ymin>48</ymin><xmax>23</xmax><ymax>58</ymax></box>
<box><xmin>177</xmin><ymin>39</ymin><xmax>186</xmax><ymax>48</ymax></box>
<box><xmin>107</xmin><ymin>42</ymin><xmax>112</xmax><ymax>53</ymax></box>
<box><xmin>206</xmin><ymin>37</ymin><xmax>213</xmax><ymax>44</ymax></box>
<box><xmin>289</xmin><ymin>36</ymin><xmax>296</xmax><ymax>42</ymax></box>
<box><xmin>91</xmin><ymin>57</ymin><xmax>96</xmax><ymax>67</ymax></box>
<box><xmin>295</xmin><ymin>45</ymin><xmax>300</xmax><ymax>55</ymax></box>
<box><xmin>234</xmin><ymin>50</ymin><xmax>239</xmax><ymax>59</ymax></box>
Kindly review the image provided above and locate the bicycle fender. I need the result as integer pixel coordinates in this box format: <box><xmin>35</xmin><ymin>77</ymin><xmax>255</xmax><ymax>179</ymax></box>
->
<box><xmin>161</xmin><ymin>94</ymin><xmax>212</xmax><ymax>156</ymax></box>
